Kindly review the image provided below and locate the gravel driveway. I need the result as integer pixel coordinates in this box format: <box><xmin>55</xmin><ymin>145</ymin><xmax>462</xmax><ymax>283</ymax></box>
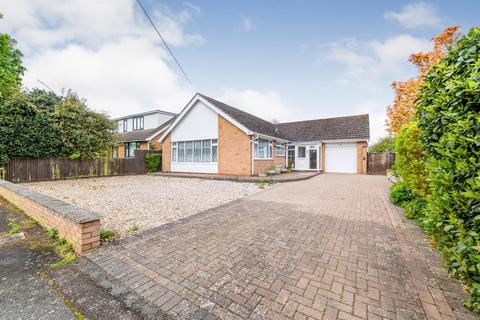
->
<box><xmin>22</xmin><ymin>175</ymin><xmax>260</xmax><ymax>236</ymax></box>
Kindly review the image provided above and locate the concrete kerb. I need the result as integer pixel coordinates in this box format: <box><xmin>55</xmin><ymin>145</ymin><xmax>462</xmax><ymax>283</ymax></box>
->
<box><xmin>149</xmin><ymin>171</ymin><xmax>321</xmax><ymax>183</ymax></box>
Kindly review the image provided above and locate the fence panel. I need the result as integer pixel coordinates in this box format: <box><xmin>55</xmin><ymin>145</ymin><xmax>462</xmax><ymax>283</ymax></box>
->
<box><xmin>367</xmin><ymin>152</ymin><xmax>395</xmax><ymax>175</ymax></box>
<box><xmin>3</xmin><ymin>150</ymin><xmax>160</xmax><ymax>183</ymax></box>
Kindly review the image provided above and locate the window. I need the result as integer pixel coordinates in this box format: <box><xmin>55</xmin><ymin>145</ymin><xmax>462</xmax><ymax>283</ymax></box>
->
<box><xmin>178</xmin><ymin>142</ymin><xmax>185</xmax><ymax>162</ymax></box>
<box><xmin>112</xmin><ymin>146</ymin><xmax>118</xmax><ymax>158</ymax></box>
<box><xmin>172</xmin><ymin>142</ymin><xmax>177</xmax><ymax>162</ymax></box>
<box><xmin>185</xmin><ymin>141</ymin><xmax>193</xmax><ymax>162</ymax></box>
<box><xmin>212</xmin><ymin>139</ymin><xmax>217</xmax><ymax>163</ymax></box>
<box><xmin>122</xmin><ymin>120</ymin><xmax>127</xmax><ymax>132</ymax></box>
<box><xmin>171</xmin><ymin>139</ymin><xmax>217</xmax><ymax>163</ymax></box>
<box><xmin>133</xmin><ymin>116</ymin><xmax>144</xmax><ymax>130</ymax></box>
<box><xmin>254</xmin><ymin>139</ymin><xmax>272</xmax><ymax>159</ymax></box>
<box><xmin>276</xmin><ymin>144</ymin><xmax>285</xmax><ymax>156</ymax></box>
<box><xmin>202</xmin><ymin>140</ymin><xmax>211</xmax><ymax>162</ymax></box>
<box><xmin>297</xmin><ymin>146</ymin><xmax>306</xmax><ymax>158</ymax></box>
<box><xmin>125</xmin><ymin>142</ymin><xmax>140</xmax><ymax>158</ymax></box>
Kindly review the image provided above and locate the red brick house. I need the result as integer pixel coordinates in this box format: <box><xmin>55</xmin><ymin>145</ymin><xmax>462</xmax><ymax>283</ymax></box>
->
<box><xmin>113</xmin><ymin>110</ymin><xmax>176</xmax><ymax>158</ymax></box>
<box><xmin>158</xmin><ymin>93</ymin><xmax>369</xmax><ymax>176</ymax></box>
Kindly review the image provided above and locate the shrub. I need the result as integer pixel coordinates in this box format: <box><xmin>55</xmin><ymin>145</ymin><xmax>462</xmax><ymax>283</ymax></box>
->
<box><xmin>100</xmin><ymin>229</ymin><xmax>118</xmax><ymax>241</ymax></box>
<box><xmin>389</xmin><ymin>182</ymin><xmax>412</xmax><ymax>206</ymax></box>
<box><xmin>404</xmin><ymin>197</ymin><xmax>428</xmax><ymax>219</ymax></box>
<box><xmin>416</xmin><ymin>27</ymin><xmax>480</xmax><ymax>312</ymax></box>
<box><xmin>145</xmin><ymin>152</ymin><xmax>161</xmax><ymax>173</ymax></box>
<box><xmin>368</xmin><ymin>135</ymin><xmax>395</xmax><ymax>152</ymax></box>
<box><xmin>395</xmin><ymin>122</ymin><xmax>429</xmax><ymax>197</ymax></box>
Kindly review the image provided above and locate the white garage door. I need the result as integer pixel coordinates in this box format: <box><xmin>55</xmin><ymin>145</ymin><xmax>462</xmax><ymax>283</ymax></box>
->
<box><xmin>325</xmin><ymin>143</ymin><xmax>356</xmax><ymax>173</ymax></box>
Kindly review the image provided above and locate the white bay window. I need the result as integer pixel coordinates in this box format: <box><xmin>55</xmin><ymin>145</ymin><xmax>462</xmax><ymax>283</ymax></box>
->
<box><xmin>172</xmin><ymin>139</ymin><xmax>218</xmax><ymax>163</ymax></box>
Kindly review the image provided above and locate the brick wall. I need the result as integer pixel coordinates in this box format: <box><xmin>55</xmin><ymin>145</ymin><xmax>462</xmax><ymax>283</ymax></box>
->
<box><xmin>0</xmin><ymin>180</ymin><xmax>100</xmax><ymax>253</ymax></box>
<box><xmin>118</xmin><ymin>144</ymin><xmax>126</xmax><ymax>159</ymax></box>
<box><xmin>149</xmin><ymin>132</ymin><xmax>163</xmax><ymax>150</ymax></box>
<box><xmin>356</xmin><ymin>141</ymin><xmax>368</xmax><ymax>174</ymax></box>
<box><xmin>218</xmin><ymin>116</ymin><xmax>252</xmax><ymax>176</ymax></box>
<box><xmin>139</xmin><ymin>141</ymin><xmax>149</xmax><ymax>150</ymax></box>
<box><xmin>161</xmin><ymin>134</ymin><xmax>171</xmax><ymax>172</ymax></box>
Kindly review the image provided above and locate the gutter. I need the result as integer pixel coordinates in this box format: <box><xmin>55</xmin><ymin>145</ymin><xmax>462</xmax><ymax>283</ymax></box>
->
<box><xmin>250</xmin><ymin>134</ymin><xmax>258</xmax><ymax>176</ymax></box>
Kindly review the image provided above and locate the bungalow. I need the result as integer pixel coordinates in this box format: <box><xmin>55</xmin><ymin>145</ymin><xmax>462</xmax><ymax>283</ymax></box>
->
<box><xmin>158</xmin><ymin>93</ymin><xmax>369</xmax><ymax>175</ymax></box>
<box><xmin>113</xmin><ymin>110</ymin><xmax>176</xmax><ymax>158</ymax></box>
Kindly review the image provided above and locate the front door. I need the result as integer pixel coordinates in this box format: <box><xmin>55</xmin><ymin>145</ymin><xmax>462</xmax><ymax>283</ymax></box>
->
<box><xmin>309</xmin><ymin>148</ymin><xmax>317</xmax><ymax>169</ymax></box>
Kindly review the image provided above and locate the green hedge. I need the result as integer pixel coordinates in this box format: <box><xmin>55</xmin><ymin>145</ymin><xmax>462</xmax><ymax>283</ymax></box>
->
<box><xmin>416</xmin><ymin>27</ymin><xmax>480</xmax><ymax>312</ymax></box>
<box><xmin>145</xmin><ymin>153</ymin><xmax>161</xmax><ymax>173</ymax></box>
<box><xmin>395</xmin><ymin>122</ymin><xmax>429</xmax><ymax>197</ymax></box>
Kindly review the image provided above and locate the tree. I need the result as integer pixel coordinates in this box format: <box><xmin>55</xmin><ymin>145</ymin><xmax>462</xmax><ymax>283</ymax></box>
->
<box><xmin>368</xmin><ymin>135</ymin><xmax>395</xmax><ymax>152</ymax></box>
<box><xmin>386</xmin><ymin>26</ymin><xmax>460</xmax><ymax>132</ymax></box>
<box><xmin>0</xmin><ymin>89</ymin><xmax>116</xmax><ymax>166</ymax></box>
<box><xmin>0</xmin><ymin>13</ymin><xmax>26</xmax><ymax>100</ymax></box>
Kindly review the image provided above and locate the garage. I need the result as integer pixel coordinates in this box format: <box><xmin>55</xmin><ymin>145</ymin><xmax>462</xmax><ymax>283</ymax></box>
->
<box><xmin>324</xmin><ymin>143</ymin><xmax>357</xmax><ymax>173</ymax></box>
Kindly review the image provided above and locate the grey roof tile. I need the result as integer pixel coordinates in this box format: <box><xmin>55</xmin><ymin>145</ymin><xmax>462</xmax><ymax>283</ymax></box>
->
<box><xmin>198</xmin><ymin>93</ymin><xmax>369</xmax><ymax>141</ymax></box>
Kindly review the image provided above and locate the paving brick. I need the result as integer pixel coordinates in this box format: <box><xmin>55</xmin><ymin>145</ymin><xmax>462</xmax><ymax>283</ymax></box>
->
<box><xmin>84</xmin><ymin>174</ymin><xmax>472</xmax><ymax>320</ymax></box>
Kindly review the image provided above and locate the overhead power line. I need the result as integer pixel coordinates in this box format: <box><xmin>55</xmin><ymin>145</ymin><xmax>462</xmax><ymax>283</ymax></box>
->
<box><xmin>135</xmin><ymin>0</ymin><xmax>194</xmax><ymax>88</ymax></box>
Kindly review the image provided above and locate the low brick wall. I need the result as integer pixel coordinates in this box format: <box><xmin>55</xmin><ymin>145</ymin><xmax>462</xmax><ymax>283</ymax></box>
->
<box><xmin>0</xmin><ymin>179</ymin><xmax>100</xmax><ymax>253</ymax></box>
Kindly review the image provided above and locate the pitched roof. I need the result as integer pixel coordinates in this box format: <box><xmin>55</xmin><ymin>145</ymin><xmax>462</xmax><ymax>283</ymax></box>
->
<box><xmin>113</xmin><ymin>109</ymin><xmax>176</xmax><ymax>121</ymax></box>
<box><xmin>198</xmin><ymin>94</ymin><xmax>369</xmax><ymax>141</ymax></box>
<box><xmin>274</xmin><ymin>114</ymin><xmax>370</xmax><ymax>142</ymax></box>
<box><xmin>198</xmin><ymin>94</ymin><xmax>281</xmax><ymax>138</ymax></box>
<box><xmin>116</xmin><ymin>118</ymin><xmax>175</xmax><ymax>143</ymax></box>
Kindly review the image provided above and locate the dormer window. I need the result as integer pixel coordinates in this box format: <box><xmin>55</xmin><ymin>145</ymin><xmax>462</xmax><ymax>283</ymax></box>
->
<box><xmin>133</xmin><ymin>116</ymin><xmax>144</xmax><ymax>130</ymax></box>
<box><xmin>122</xmin><ymin>120</ymin><xmax>127</xmax><ymax>132</ymax></box>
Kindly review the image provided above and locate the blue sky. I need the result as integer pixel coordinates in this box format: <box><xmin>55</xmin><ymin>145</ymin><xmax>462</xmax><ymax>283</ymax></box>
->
<box><xmin>1</xmin><ymin>1</ymin><xmax>478</xmax><ymax>141</ymax></box>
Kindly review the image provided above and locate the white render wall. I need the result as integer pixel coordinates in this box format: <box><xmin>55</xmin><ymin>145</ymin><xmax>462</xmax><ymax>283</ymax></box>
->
<box><xmin>170</xmin><ymin>101</ymin><xmax>219</xmax><ymax>173</ymax></box>
<box><xmin>171</xmin><ymin>101</ymin><xmax>218</xmax><ymax>141</ymax></box>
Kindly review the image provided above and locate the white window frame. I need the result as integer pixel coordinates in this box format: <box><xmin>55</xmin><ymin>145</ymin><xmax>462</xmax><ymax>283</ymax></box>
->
<box><xmin>171</xmin><ymin>139</ymin><xmax>218</xmax><ymax>164</ymax></box>
<box><xmin>122</xmin><ymin>119</ymin><xmax>127</xmax><ymax>132</ymax></box>
<box><xmin>297</xmin><ymin>146</ymin><xmax>306</xmax><ymax>158</ymax></box>
<box><xmin>276</xmin><ymin>144</ymin><xmax>285</xmax><ymax>157</ymax></box>
<box><xmin>254</xmin><ymin>139</ymin><xmax>273</xmax><ymax>160</ymax></box>
<box><xmin>132</xmin><ymin>116</ymin><xmax>144</xmax><ymax>130</ymax></box>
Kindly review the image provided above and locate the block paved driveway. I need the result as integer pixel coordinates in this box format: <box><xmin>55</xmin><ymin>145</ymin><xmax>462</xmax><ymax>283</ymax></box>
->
<box><xmin>83</xmin><ymin>174</ymin><xmax>478</xmax><ymax>320</ymax></box>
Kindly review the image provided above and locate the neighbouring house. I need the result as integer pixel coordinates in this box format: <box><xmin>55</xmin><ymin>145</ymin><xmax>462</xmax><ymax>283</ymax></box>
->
<box><xmin>158</xmin><ymin>93</ymin><xmax>369</xmax><ymax>175</ymax></box>
<box><xmin>113</xmin><ymin>110</ymin><xmax>176</xmax><ymax>158</ymax></box>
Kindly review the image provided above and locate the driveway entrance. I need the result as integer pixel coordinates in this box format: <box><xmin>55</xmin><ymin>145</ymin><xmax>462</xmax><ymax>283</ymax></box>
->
<box><xmin>82</xmin><ymin>174</ymin><xmax>476</xmax><ymax>320</ymax></box>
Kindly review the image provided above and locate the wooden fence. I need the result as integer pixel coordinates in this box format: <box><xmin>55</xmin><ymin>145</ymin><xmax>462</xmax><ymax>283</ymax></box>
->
<box><xmin>367</xmin><ymin>152</ymin><xmax>395</xmax><ymax>175</ymax></box>
<box><xmin>2</xmin><ymin>150</ymin><xmax>159</xmax><ymax>183</ymax></box>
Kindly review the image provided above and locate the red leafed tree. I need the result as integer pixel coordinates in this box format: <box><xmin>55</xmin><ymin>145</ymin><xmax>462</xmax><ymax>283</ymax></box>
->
<box><xmin>386</xmin><ymin>26</ymin><xmax>460</xmax><ymax>133</ymax></box>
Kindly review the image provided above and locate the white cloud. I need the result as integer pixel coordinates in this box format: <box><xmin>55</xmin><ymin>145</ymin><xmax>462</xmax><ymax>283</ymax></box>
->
<box><xmin>220</xmin><ymin>89</ymin><xmax>293</xmax><ymax>122</ymax></box>
<box><xmin>0</xmin><ymin>0</ymin><xmax>201</xmax><ymax>117</ymax></box>
<box><xmin>384</xmin><ymin>2</ymin><xmax>444</xmax><ymax>28</ymax></box>
<box><xmin>240</xmin><ymin>17</ymin><xmax>256</xmax><ymax>32</ymax></box>
<box><xmin>318</xmin><ymin>34</ymin><xmax>432</xmax><ymax>140</ymax></box>
<box><xmin>323</xmin><ymin>35</ymin><xmax>431</xmax><ymax>84</ymax></box>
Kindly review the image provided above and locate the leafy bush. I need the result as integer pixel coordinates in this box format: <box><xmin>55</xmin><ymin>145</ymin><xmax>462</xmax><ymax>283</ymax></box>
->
<box><xmin>369</xmin><ymin>135</ymin><xmax>395</xmax><ymax>152</ymax></box>
<box><xmin>145</xmin><ymin>152</ymin><xmax>161</xmax><ymax>173</ymax></box>
<box><xmin>416</xmin><ymin>27</ymin><xmax>480</xmax><ymax>312</ymax></box>
<box><xmin>395</xmin><ymin>122</ymin><xmax>429</xmax><ymax>197</ymax></box>
<box><xmin>389</xmin><ymin>182</ymin><xmax>412</xmax><ymax>206</ymax></box>
<box><xmin>0</xmin><ymin>89</ymin><xmax>116</xmax><ymax>167</ymax></box>
<box><xmin>8</xmin><ymin>219</ymin><xmax>21</xmax><ymax>234</ymax></box>
<box><xmin>404</xmin><ymin>197</ymin><xmax>428</xmax><ymax>219</ymax></box>
<box><xmin>100</xmin><ymin>229</ymin><xmax>118</xmax><ymax>241</ymax></box>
